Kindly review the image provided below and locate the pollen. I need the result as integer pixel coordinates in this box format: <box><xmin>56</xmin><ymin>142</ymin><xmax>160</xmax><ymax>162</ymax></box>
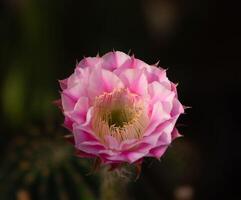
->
<box><xmin>92</xmin><ymin>88</ymin><xmax>149</xmax><ymax>143</ymax></box>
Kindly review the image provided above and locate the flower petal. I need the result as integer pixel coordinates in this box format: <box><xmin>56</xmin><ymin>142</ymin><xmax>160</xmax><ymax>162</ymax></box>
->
<box><xmin>63</xmin><ymin>82</ymin><xmax>87</xmax><ymax>101</ymax></box>
<box><xmin>171</xmin><ymin>128</ymin><xmax>182</xmax><ymax>140</ymax></box>
<box><xmin>73</xmin><ymin>128</ymin><xmax>105</xmax><ymax>155</ymax></box>
<box><xmin>59</xmin><ymin>78</ymin><xmax>68</xmax><ymax>90</ymax></box>
<box><xmin>144</xmin><ymin>102</ymin><xmax>171</xmax><ymax>136</ymax></box>
<box><xmin>67</xmin><ymin>97</ymin><xmax>89</xmax><ymax>124</ymax></box>
<box><xmin>119</xmin><ymin>68</ymin><xmax>148</xmax><ymax>95</ymax></box>
<box><xmin>148</xmin><ymin>145</ymin><xmax>169</xmax><ymax>158</ymax></box>
<box><xmin>148</xmin><ymin>81</ymin><xmax>174</xmax><ymax>104</ymax></box>
<box><xmin>88</xmin><ymin>67</ymin><xmax>124</xmax><ymax>100</ymax></box>
<box><xmin>102</xmin><ymin>51</ymin><xmax>130</xmax><ymax>70</ymax></box>
<box><xmin>61</xmin><ymin>92</ymin><xmax>76</xmax><ymax>112</ymax></box>
<box><xmin>145</xmin><ymin>65</ymin><xmax>167</xmax><ymax>83</ymax></box>
<box><xmin>77</xmin><ymin>57</ymin><xmax>102</xmax><ymax>68</ymax></box>
<box><xmin>122</xmin><ymin>151</ymin><xmax>146</xmax><ymax>163</ymax></box>
<box><xmin>171</xmin><ymin>98</ymin><xmax>184</xmax><ymax>117</ymax></box>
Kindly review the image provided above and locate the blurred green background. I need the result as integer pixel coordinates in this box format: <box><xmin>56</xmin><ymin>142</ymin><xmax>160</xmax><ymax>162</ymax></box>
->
<box><xmin>1</xmin><ymin>0</ymin><xmax>241</xmax><ymax>199</ymax></box>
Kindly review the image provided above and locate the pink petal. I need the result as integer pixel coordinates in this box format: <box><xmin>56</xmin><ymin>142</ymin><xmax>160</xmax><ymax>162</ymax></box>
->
<box><xmin>102</xmin><ymin>51</ymin><xmax>130</xmax><ymax>70</ymax></box>
<box><xmin>59</xmin><ymin>78</ymin><xmax>68</xmax><ymax>90</ymax></box>
<box><xmin>74</xmin><ymin>67</ymin><xmax>91</xmax><ymax>79</ymax></box>
<box><xmin>142</xmin><ymin>118</ymin><xmax>175</xmax><ymax>145</ymax></box>
<box><xmin>145</xmin><ymin>65</ymin><xmax>167</xmax><ymax>83</ymax></box>
<box><xmin>119</xmin><ymin>68</ymin><xmax>148</xmax><ymax>95</ymax></box>
<box><xmin>61</xmin><ymin>92</ymin><xmax>76</xmax><ymax>112</ymax></box>
<box><xmin>162</xmin><ymin>101</ymin><xmax>173</xmax><ymax>115</ymax></box>
<box><xmin>77</xmin><ymin>57</ymin><xmax>102</xmax><ymax>68</ymax></box>
<box><xmin>148</xmin><ymin>81</ymin><xmax>174</xmax><ymax>104</ymax></box>
<box><xmin>123</xmin><ymin>57</ymin><xmax>149</xmax><ymax>69</ymax></box>
<box><xmin>63</xmin><ymin>116</ymin><xmax>74</xmax><ymax>131</ymax></box>
<box><xmin>81</xmin><ymin>107</ymin><xmax>93</xmax><ymax>128</ymax></box>
<box><xmin>156</xmin><ymin>131</ymin><xmax>172</xmax><ymax>146</ymax></box>
<box><xmin>119</xmin><ymin>138</ymin><xmax>139</xmax><ymax>150</ymax></box>
<box><xmin>122</xmin><ymin>151</ymin><xmax>146</xmax><ymax>163</ymax></box>
<box><xmin>73</xmin><ymin>128</ymin><xmax>105</xmax><ymax>155</ymax></box>
<box><xmin>78</xmin><ymin>144</ymin><xmax>105</xmax><ymax>155</ymax></box>
<box><xmin>144</xmin><ymin>102</ymin><xmax>170</xmax><ymax>136</ymax></box>
<box><xmin>74</xmin><ymin>97</ymin><xmax>89</xmax><ymax>115</ymax></box>
<box><xmin>171</xmin><ymin>128</ymin><xmax>182</xmax><ymax>140</ymax></box>
<box><xmin>171</xmin><ymin>98</ymin><xmax>184</xmax><ymax>117</ymax></box>
<box><xmin>104</xmin><ymin>135</ymin><xmax>121</xmax><ymax>150</ymax></box>
<box><xmin>73</xmin><ymin>128</ymin><xmax>98</xmax><ymax>144</ymax></box>
<box><xmin>63</xmin><ymin>82</ymin><xmax>87</xmax><ymax>101</ymax></box>
<box><xmin>171</xmin><ymin>82</ymin><xmax>178</xmax><ymax>96</ymax></box>
<box><xmin>148</xmin><ymin>145</ymin><xmax>168</xmax><ymax>158</ymax></box>
<box><xmin>67</xmin><ymin>73</ymin><xmax>80</xmax><ymax>88</ymax></box>
<box><xmin>67</xmin><ymin>97</ymin><xmax>89</xmax><ymax>124</ymax></box>
<box><xmin>88</xmin><ymin>67</ymin><xmax>124</xmax><ymax>99</ymax></box>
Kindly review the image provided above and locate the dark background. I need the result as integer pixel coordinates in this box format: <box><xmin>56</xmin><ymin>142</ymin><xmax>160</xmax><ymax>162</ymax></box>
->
<box><xmin>0</xmin><ymin>0</ymin><xmax>241</xmax><ymax>199</ymax></box>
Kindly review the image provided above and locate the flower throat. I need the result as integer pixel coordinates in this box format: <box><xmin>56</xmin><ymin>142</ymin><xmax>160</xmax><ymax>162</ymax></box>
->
<box><xmin>92</xmin><ymin>88</ymin><xmax>148</xmax><ymax>143</ymax></box>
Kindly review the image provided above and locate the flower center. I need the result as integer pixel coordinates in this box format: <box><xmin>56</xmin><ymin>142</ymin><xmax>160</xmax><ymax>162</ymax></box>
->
<box><xmin>92</xmin><ymin>88</ymin><xmax>148</xmax><ymax>143</ymax></box>
<box><xmin>108</xmin><ymin>108</ymin><xmax>131</xmax><ymax>128</ymax></box>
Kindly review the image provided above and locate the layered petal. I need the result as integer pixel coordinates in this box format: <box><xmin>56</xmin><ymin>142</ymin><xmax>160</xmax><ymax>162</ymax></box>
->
<box><xmin>58</xmin><ymin>51</ymin><xmax>185</xmax><ymax>165</ymax></box>
<box><xmin>66</xmin><ymin>97</ymin><xmax>89</xmax><ymax>124</ymax></box>
<box><xmin>88</xmin><ymin>67</ymin><xmax>124</xmax><ymax>101</ymax></box>
<box><xmin>77</xmin><ymin>56</ymin><xmax>102</xmax><ymax>68</ymax></box>
<box><xmin>102</xmin><ymin>51</ymin><xmax>131</xmax><ymax>71</ymax></box>
<box><xmin>119</xmin><ymin>68</ymin><xmax>148</xmax><ymax>96</ymax></box>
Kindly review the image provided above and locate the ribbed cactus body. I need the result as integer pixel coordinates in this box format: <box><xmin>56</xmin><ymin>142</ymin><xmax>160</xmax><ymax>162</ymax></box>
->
<box><xmin>0</xmin><ymin>126</ymin><xmax>98</xmax><ymax>200</ymax></box>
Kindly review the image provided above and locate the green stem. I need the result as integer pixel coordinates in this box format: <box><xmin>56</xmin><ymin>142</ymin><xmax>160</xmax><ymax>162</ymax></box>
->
<box><xmin>100</xmin><ymin>167</ymin><xmax>130</xmax><ymax>200</ymax></box>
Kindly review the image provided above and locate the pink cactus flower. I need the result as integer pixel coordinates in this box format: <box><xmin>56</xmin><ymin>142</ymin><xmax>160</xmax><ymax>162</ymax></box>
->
<box><xmin>58</xmin><ymin>51</ymin><xmax>184</xmax><ymax>165</ymax></box>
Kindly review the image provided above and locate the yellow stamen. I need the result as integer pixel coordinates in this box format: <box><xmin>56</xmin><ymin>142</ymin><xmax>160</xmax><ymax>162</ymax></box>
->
<box><xmin>92</xmin><ymin>88</ymin><xmax>148</xmax><ymax>143</ymax></box>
